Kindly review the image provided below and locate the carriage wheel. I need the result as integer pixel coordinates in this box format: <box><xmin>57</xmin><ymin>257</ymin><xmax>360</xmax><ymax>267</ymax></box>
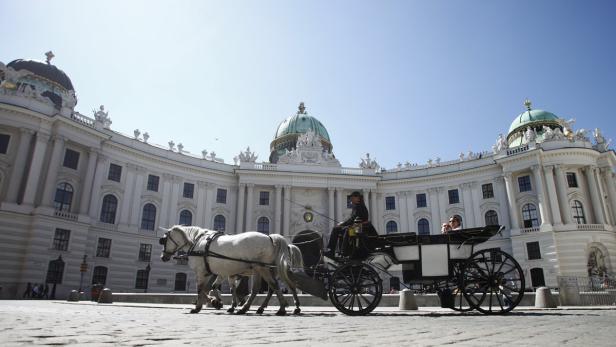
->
<box><xmin>438</xmin><ymin>261</ymin><xmax>473</xmax><ymax>312</ymax></box>
<box><xmin>461</xmin><ymin>249</ymin><xmax>525</xmax><ymax>314</ymax></box>
<box><xmin>328</xmin><ymin>262</ymin><xmax>383</xmax><ymax>316</ymax></box>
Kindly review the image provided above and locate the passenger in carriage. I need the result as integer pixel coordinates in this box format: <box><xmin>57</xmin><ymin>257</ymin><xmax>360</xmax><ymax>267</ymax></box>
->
<box><xmin>441</xmin><ymin>215</ymin><xmax>462</xmax><ymax>234</ymax></box>
<box><xmin>324</xmin><ymin>191</ymin><xmax>377</xmax><ymax>258</ymax></box>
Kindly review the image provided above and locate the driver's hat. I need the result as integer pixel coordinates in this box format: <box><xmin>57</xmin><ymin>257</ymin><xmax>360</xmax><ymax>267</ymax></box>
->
<box><xmin>350</xmin><ymin>191</ymin><xmax>362</xmax><ymax>197</ymax></box>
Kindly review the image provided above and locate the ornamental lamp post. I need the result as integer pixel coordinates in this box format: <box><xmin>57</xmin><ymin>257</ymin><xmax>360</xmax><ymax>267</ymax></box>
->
<box><xmin>79</xmin><ymin>254</ymin><xmax>88</xmax><ymax>292</ymax></box>
<box><xmin>144</xmin><ymin>263</ymin><xmax>151</xmax><ymax>293</ymax></box>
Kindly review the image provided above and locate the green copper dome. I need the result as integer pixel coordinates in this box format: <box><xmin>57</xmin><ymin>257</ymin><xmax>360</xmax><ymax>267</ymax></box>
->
<box><xmin>269</xmin><ymin>102</ymin><xmax>333</xmax><ymax>163</ymax></box>
<box><xmin>274</xmin><ymin>103</ymin><xmax>331</xmax><ymax>142</ymax></box>
<box><xmin>506</xmin><ymin>100</ymin><xmax>563</xmax><ymax>147</ymax></box>
<box><xmin>508</xmin><ymin>109</ymin><xmax>559</xmax><ymax>134</ymax></box>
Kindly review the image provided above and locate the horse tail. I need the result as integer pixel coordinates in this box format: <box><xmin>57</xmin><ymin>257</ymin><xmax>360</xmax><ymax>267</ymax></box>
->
<box><xmin>288</xmin><ymin>244</ymin><xmax>304</xmax><ymax>271</ymax></box>
<box><xmin>269</xmin><ymin>234</ymin><xmax>294</xmax><ymax>286</ymax></box>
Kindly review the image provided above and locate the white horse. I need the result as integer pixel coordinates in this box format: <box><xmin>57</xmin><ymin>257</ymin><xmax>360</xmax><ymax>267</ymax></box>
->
<box><xmin>255</xmin><ymin>244</ymin><xmax>304</xmax><ymax>314</ymax></box>
<box><xmin>159</xmin><ymin>225</ymin><xmax>294</xmax><ymax>315</ymax></box>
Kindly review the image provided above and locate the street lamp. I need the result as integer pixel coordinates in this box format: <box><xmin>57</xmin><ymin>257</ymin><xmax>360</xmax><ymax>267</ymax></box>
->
<box><xmin>144</xmin><ymin>263</ymin><xmax>151</xmax><ymax>293</ymax></box>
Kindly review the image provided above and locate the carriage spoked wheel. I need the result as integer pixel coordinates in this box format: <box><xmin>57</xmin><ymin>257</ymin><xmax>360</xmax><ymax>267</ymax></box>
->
<box><xmin>328</xmin><ymin>262</ymin><xmax>383</xmax><ymax>316</ymax></box>
<box><xmin>437</xmin><ymin>261</ymin><xmax>474</xmax><ymax>312</ymax></box>
<box><xmin>461</xmin><ymin>248</ymin><xmax>525</xmax><ymax>314</ymax></box>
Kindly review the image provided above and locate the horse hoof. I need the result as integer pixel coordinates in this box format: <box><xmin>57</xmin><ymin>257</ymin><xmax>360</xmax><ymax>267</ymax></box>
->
<box><xmin>190</xmin><ymin>308</ymin><xmax>201</xmax><ymax>314</ymax></box>
<box><xmin>293</xmin><ymin>308</ymin><xmax>301</xmax><ymax>315</ymax></box>
<box><xmin>212</xmin><ymin>300</ymin><xmax>223</xmax><ymax>310</ymax></box>
<box><xmin>227</xmin><ymin>308</ymin><xmax>235</xmax><ymax>313</ymax></box>
<box><xmin>256</xmin><ymin>308</ymin><xmax>264</xmax><ymax>314</ymax></box>
<box><xmin>275</xmin><ymin>309</ymin><xmax>287</xmax><ymax>316</ymax></box>
<box><xmin>236</xmin><ymin>309</ymin><xmax>247</xmax><ymax>315</ymax></box>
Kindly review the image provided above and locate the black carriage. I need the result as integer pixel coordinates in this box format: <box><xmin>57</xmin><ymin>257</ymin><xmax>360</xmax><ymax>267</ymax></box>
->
<box><xmin>292</xmin><ymin>225</ymin><xmax>525</xmax><ymax>316</ymax></box>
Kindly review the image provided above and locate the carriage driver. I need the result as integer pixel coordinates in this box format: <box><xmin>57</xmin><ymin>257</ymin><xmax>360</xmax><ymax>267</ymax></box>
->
<box><xmin>324</xmin><ymin>191</ymin><xmax>376</xmax><ymax>258</ymax></box>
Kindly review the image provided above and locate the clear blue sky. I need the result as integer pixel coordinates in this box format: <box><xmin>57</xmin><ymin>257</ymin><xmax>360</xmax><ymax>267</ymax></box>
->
<box><xmin>2</xmin><ymin>0</ymin><xmax>615</xmax><ymax>168</ymax></box>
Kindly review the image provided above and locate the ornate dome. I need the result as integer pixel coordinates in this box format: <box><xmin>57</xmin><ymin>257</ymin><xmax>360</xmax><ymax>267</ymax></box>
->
<box><xmin>7</xmin><ymin>56</ymin><xmax>74</xmax><ymax>91</ymax></box>
<box><xmin>507</xmin><ymin>100</ymin><xmax>563</xmax><ymax>147</ymax></box>
<box><xmin>269</xmin><ymin>102</ymin><xmax>333</xmax><ymax>163</ymax></box>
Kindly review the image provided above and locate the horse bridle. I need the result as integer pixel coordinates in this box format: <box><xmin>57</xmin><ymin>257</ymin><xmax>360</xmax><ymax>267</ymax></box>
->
<box><xmin>159</xmin><ymin>231</ymin><xmax>188</xmax><ymax>258</ymax></box>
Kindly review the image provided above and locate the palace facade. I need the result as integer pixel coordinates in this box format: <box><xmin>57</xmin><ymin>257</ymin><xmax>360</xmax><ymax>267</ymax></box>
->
<box><xmin>1</xmin><ymin>55</ymin><xmax>615</xmax><ymax>299</ymax></box>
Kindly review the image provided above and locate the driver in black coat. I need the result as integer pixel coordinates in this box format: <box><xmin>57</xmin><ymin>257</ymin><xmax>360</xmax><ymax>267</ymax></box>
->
<box><xmin>324</xmin><ymin>191</ymin><xmax>376</xmax><ymax>258</ymax></box>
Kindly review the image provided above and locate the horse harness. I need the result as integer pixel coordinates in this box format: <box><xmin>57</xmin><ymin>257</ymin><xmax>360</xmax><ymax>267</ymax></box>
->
<box><xmin>186</xmin><ymin>230</ymin><xmax>276</xmax><ymax>275</ymax></box>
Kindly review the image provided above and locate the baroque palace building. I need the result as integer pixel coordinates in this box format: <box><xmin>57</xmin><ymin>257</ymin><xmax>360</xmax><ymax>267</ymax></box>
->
<box><xmin>1</xmin><ymin>54</ymin><xmax>615</xmax><ymax>299</ymax></box>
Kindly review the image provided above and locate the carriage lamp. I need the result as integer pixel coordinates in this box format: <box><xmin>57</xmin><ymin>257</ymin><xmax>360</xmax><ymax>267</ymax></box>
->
<box><xmin>303</xmin><ymin>211</ymin><xmax>314</xmax><ymax>223</ymax></box>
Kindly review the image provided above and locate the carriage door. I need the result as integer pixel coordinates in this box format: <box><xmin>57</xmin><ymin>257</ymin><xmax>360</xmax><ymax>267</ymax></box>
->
<box><xmin>293</xmin><ymin>230</ymin><xmax>323</xmax><ymax>271</ymax></box>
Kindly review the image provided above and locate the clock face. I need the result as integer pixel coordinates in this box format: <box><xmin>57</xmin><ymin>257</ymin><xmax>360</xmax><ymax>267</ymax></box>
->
<box><xmin>303</xmin><ymin>211</ymin><xmax>314</xmax><ymax>223</ymax></box>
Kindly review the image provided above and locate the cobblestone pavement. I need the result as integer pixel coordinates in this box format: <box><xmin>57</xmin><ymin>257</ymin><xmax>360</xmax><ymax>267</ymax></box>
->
<box><xmin>1</xmin><ymin>301</ymin><xmax>614</xmax><ymax>346</ymax></box>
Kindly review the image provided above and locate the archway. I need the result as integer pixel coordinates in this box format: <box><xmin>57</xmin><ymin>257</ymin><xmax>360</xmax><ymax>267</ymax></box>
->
<box><xmin>292</xmin><ymin>230</ymin><xmax>323</xmax><ymax>271</ymax></box>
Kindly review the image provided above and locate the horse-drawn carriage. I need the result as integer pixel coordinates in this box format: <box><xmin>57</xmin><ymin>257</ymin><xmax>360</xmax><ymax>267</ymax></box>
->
<box><xmin>291</xmin><ymin>225</ymin><xmax>525</xmax><ymax>316</ymax></box>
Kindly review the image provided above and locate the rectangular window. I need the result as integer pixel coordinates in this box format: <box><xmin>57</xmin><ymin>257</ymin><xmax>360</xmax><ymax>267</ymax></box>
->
<box><xmin>416</xmin><ymin>193</ymin><xmax>427</xmax><ymax>208</ymax></box>
<box><xmin>63</xmin><ymin>149</ymin><xmax>80</xmax><ymax>170</ymax></box>
<box><xmin>108</xmin><ymin>163</ymin><xmax>122</xmax><ymax>182</ymax></box>
<box><xmin>385</xmin><ymin>196</ymin><xmax>396</xmax><ymax>210</ymax></box>
<box><xmin>259</xmin><ymin>191</ymin><xmax>270</xmax><ymax>205</ymax></box>
<box><xmin>0</xmin><ymin>134</ymin><xmax>10</xmax><ymax>154</ymax></box>
<box><xmin>138</xmin><ymin>244</ymin><xmax>152</xmax><ymax>262</ymax></box>
<box><xmin>216</xmin><ymin>188</ymin><xmax>227</xmax><ymax>204</ymax></box>
<box><xmin>135</xmin><ymin>270</ymin><xmax>149</xmax><ymax>289</ymax></box>
<box><xmin>147</xmin><ymin>175</ymin><xmax>160</xmax><ymax>192</ymax></box>
<box><xmin>527</xmin><ymin>241</ymin><xmax>541</xmax><ymax>260</ymax></box>
<box><xmin>96</xmin><ymin>238</ymin><xmax>112</xmax><ymax>258</ymax></box>
<box><xmin>518</xmin><ymin>175</ymin><xmax>532</xmax><ymax>192</ymax></box>
<box><xmin>448</xmin><ymin>189</ymin><xmax>460</xmax><ymax>204</ymax></box>
<box><xmin>566</xmin><ymin>172</ymin><xmax>578</xmax><ymax>188</ymax></box>
<box><xmin>183</xmin><ymin>183</ymin><xmax>194</xmax><ymax>199</ymax></box>
<box><xmin>482</xmin><ymin>183</ymin><xmax>494</xmax><ymax>199</ymax></box>
<box><xmin>52</xmin><ymin>228</ymin><xmax>70</xmax><ymax>251</ymax></box>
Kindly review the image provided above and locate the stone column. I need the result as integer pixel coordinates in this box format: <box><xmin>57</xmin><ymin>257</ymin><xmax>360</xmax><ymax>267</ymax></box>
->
<box><xmin>503</xmin><ymin>173</ymin><xmax>520</xmax><ymax>230</ymax></box>
<box><xmin>119</xmin><ymin>165</ymin><xmax>136</xmax><ymax>225</ymax></box>
<box><xmin>89</xmin><ymin>155</ymin><xmax>109</xmax><ymax>220</ymax></box>
<box><xmin>245</xmin><ymin>184</ymin><xmax>254</xmax><ymax>231</ymax></box>
<box><xmin>531</xmin><ymin>165</ymin><xmax>551</xmax><ymax>227</ymax></box>
<box><xmin>275</xmin><ymin>185</ymin><xmax>283</xmax><ymax>234</ymax></box>
<box><xmin>596</xmin><ymin>169</ymin><xmax>613</xmax><ymax>226</ymax></box>
<box><xmin>283</xmin><ymin>185</ymin><xmax>291</xmax><ymax>236</ymax></box>
<box><xmin>584</xmin><ymin>166</ymin><xmax>605</xmax><ymax>224</ymax></box>
<box><xmin>196</xmin><ymin>182</ymin><xmax>207</xmax><ymax>226</ymax></box>
<box><xmin>554</xmin><ymin>165</ymin><xmax>573</xmax><ymax>225</ymax></box>
<box><xmin>543</xmin><ymin>166</ymin><xmax>562</xmax><ymax>226</ymax></box>
<box><xmin>204</xmin><ymin>183</ymin><xmax>215</xmax><ymax>228</ymax></box>
<box><xmin>363</xmin><ymin>189</ymin><xmax>371</xmax><ymax>215</ymax></box>
<box><xmin>167</xmin><ymin>176</ymin><xmax>181</xmax><ymax>226</ymax></box>
<box><xmin>471</xmin><ymin>183</ymin><xmax>483</xmax><ymax>227</ymax></box>
<box><xmin>6</xmin><ymin>128</ymin><xmax>34</xmax><ymax>203</ymax></box>
<box><xmin>601</xmin><ymin>169</ymin><xmax>616</xmax><ymax>225</ymax></box>
<box><xmin>159</xmin><ymin>174</ymin><xmax>173</xmax><ymax>228</ymax></box>
<box><xmin>22</xmin><ymin>132</ymin><xmax>51</xmax><ymax>206</ymax></box>
<box><xmin>79</xmin><ymin>148</ymin><xmax>99</xmax><ymax>214</ymax></box>
<box><xmin>437</xmin><ymin>188</ymin><xmax>448</xmax><ymax>226</ymax></box>
<box><xmin>235</xmin><ymin>183</ymin><xmax>245</xmax><ymax>233</ymax></box>
<box><xmin>428</xmin><ymin>187</ymin><xmax>441</xmax><ymax>234</ymax></box>
<box><xmin>335</xmin><ymin>188</ymin><xmax>344</xmax><ymax>224</ymax></box>
<box><xmin>397</xmin><ymin>191</ymin><xmax>409</xmax><ymax>233</ymax></box>
<box><xmin>40</xmin><ymin>136</ymin><xmax>65</xmax><ymax>207</ymax></box>
<box><xmin>461</xmin><ymin>183</ymin><xmax>474</xmax><ymax>227</ymax></box>
<box><xmin>494</xmin><ymin>177</ymin><xmax>511</xmax><ymax>230</ymax></box>
<box><xmin>129</xmin><ymin>167</ymin><xmax>145</xmax><ymax>227</ymax></box>
<box><xmin>327</xmin><ymin>187</ymin><xmax>335</xmax><ymax>231</ymax></box>
<box><xmin>370</xmin><ymin>189</ymin><xmax>379</xmax><ymax>226</ymax></box>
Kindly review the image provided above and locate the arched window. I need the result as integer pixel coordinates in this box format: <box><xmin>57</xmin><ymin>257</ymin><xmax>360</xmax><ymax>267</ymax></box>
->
<box><xmin>53</xmin><ymin>182</ymin><xmax>74</xmax><ymax>211</ymax></box>
<box><xmin>179</xmin><ymin>210</ymin><xmax>192</xmax><ymax>226</ymax></box>
<box><xmin>257</xmin><ymin>217</ymin><xmax>269</xmax><ymax>234</ymax></box>
<box><xmin>522</xmin><ymin>203</ymin><xmax>539</xmax><ymax>228</ymax></box>
<box><xmin>417</xmin><ymin>218</ymin><xmax>430</xmax><ymax>235</ymax></box>
<box><xmin>530</xmin><ymin>268</ymin><xmax>545</xmax><ymax>288</ymax></box>
<box><xmin>141</xmin><ymin>203</ymin><xmax>157</xmax><ymax>230</ymax></box>
<box><xmin>571</xmin><ymin>200</ymin><xmax>586</xmax><ymax>224</ymax></box>
<box><xmin>386</xmin><ymin>221</ymin><xmax>398</xmax><ymax>233</ymax></box>
<box><xmin>213</xmin><ymin>215</ymin><xmax>226</xmax><ymax>231</ymax></box>
<box><xmin>174</xmin><ymin>273</ymin><xmax>187</xmax><ymax>291</ymax></box>
<box><xmin>484</xmin><ymin>210</ymin><xmax>499</xmax><ymax>226</ymax></box>
<box><xmin>92</xmin><ymin>266</ymin><xmax>108</xmax><ymax>286</ymax></box>
<box><xmin>100</xmin><ymin>195</ymin><xmax>118</xmax><ymax>224</ymax></box>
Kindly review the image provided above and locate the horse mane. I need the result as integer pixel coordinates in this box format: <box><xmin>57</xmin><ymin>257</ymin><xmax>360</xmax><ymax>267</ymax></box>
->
<box><xmin>171</xmin><ymin>225</ymin><xmax>208</xmax><ymax>242</ymax></box>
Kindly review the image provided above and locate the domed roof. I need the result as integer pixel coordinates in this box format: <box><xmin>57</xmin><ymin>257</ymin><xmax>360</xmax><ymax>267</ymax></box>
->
<box><xmin>274</xmin><ymin>102</ymin><xmax>331</xmax><ymax>142</ymax></box>
<box><xmin>508</xmin><ymin>100</ymin><xmax>559</xmax><ymax>134</ymax></box>
<box><xmin>7</xmin><ymin>55</ymin><xmax>74</xmax><ymax>91</ymax></box>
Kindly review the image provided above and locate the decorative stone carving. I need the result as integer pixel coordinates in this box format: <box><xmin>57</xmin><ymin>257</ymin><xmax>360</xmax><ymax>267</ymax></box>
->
<box><xmin>0</xmin><ymin>62</ymin><xmax>32</xmax><ymax>90</ymax></box>
<box><xmin>238</xmin><ymin>146</ymin><xmax>258</xmax><ymax>163</ymax></box>
<box><xmin>177</xmin><ymin>143</ymin><xmax>184</xmax><ymax>153</ymax></box>
<box><xmin>134</xmin><ymin>129</ymin><xmax>140</xmax><ymax>139</ymax></box>
<box><xmin>202</xmin><ymin>150</ymin><xmax>208</xmax><ymax>159</ymax></box>
<box><xmin>557</xmin><ymin>118</ymin><xmax>576</xmax><ymax>139</ymax></box>
<box><xmin>492</xmin><ymin>133</ymin><xmax>508</xmax><ymax>153</ymax></box>
<box><xmin>359</xmin><ymin>153</ymin><xmax>379</xmax><ymax>170</ymax></box>
<box><xmin>93</xmin><ymin>105</ymin><xmax>112</xmax><ymax>129</ymax></box>
<box><xmin>142</xmin><ymin>132</ymin><xmax>149</xmax><ymax>143</ymax></box>
<box><xmin>524</xmin><ymin>127</ymin><xmax>537</xmax><ymax>143</ymax></box>
<box><xmin>168</xmin><ymin>140</ymin><xmax>175</xmax><ymax>151</ymax></box>
<box><xmin>593</xmin><ymin>128</ymin><xmax>611</xmax><ymax>152</ymax></box>
<box><xmin>277</xmin><ymin>129</ymin><xmax>340</xmax><ymax>166</ymax></box>
<box><xmin>574</xmin><ymin>129</ymin><xmax>589</xmax><ymax>142</ymax></box>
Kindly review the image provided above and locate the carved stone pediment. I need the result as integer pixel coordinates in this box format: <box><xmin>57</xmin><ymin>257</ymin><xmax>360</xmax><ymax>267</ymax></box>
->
<box><xmin>277</xmin><ymin>129</ymin><xmax>340</xmax><ymax>166</ymax></box>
